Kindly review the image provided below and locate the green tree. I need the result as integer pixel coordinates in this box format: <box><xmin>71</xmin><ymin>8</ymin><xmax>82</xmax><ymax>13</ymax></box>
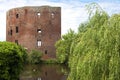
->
<box><xmin>68</xmin><ymin>3</ymin><xmax>120</xmax><ymax>80</ymax></box>
<box><xmin>28</xmin><ymin>50</ymin><xmax>43</xmax><ymax>64</ymax></box>
<box><xmin>0</xmin><ymin>42</ymin><xmax>27</xmax><ymax>80</ymax></box>
<box><xmin>55</xmin><ymin>29</ymin><xmax>76</xmax><ymax>64</ymax></box>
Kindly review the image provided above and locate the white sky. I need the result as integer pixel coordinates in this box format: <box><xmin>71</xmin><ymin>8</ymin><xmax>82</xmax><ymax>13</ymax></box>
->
<box><xmin>0</xmin><ymin>0</ymin><xmax>120</xmax><ymax>41</ymax></box>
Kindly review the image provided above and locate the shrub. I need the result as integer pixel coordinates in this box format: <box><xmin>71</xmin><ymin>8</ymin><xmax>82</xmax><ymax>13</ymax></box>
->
<box><xmin>42</xmin><ymin>59</ymin><xmax>58</xmax><ymax>64</ymax></box>
<box><xmin>28</xmin><ymin>50</ymin><xmax>43</xmax><ymax>64</ymax></box>
<box><xmin>0</xmin><ymin>41</ymin><xmax>27</xmax><ymax>80</ymax></box>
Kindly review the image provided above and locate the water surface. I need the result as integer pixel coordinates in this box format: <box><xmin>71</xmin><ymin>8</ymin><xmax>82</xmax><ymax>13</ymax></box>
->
<box><xmin>20</xmin><ymin>64</ymin><xmax>69</xmax><ymax>80</ymax></box>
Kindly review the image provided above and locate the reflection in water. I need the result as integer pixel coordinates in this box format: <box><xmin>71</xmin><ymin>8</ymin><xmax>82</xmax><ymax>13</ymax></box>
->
<box><xmin>38</xmin><ymin>77</ymin><xmax>41</xmax><ymax>80</ymax></box>
<box><xmin>20</xmin><ymin>64</ymin><xmax>69</xmax><ymax>80</ymax></box>
<box><xmin>45</xmin><ymin>72</ymin><xmax>47</xmax><ymax>76</ymax></box>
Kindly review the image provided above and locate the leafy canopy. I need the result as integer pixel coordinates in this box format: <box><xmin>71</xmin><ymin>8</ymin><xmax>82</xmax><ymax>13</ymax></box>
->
<box><xmin>0</xmin><ymin>42</ymin><xmax>27</xmax><ymax>80</ymax></box>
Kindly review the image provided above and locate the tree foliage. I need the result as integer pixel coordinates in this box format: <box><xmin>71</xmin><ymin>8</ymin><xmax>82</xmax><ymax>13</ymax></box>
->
<box><xmin>0</xmin><ymin>42</ymin><xmax>27</xmax><ymax>80</ymax></box>
<box><xmin>67</xmin><ymin>3</ymin><xmax>120</xmax><ymax>80</ymax></box>
<box><xmin>55</xmin><ymin>3</ymin><xmax>120</xmax><ymax>80</ymax></box>
<box><xmin>55</xmin><ymin>29</ymin><xmax>76</xmax><ymax>64</ymax></box>
<box><xmin>28</xmin><ymin>50</ymin><xmax>43</xmax><ymax>64</ymax></box>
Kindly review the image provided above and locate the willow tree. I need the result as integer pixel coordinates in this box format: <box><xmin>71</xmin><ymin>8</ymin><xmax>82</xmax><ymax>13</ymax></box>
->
<box><xmin>68</xmin><ymin>3</ymin><xmax>120</xmax><ymax>80</ymax></box>
<box><xmin>55</xmin><ymin>29</ymin><xmax>76</xmax><ymax>64</ymax></box>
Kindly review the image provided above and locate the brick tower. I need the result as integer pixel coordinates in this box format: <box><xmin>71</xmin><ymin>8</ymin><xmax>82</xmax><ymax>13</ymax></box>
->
<box><xmin>6</xmin><ymin>6</ymin><xmax>61</xmax><ymax>59</ymax></box>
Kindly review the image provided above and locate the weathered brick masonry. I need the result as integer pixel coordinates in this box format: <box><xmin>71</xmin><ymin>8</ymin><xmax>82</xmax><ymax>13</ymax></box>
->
<box><xmin>6</xmin><ymin>6</ymin><xmax>61</xmax><ymax>59</ymax></box>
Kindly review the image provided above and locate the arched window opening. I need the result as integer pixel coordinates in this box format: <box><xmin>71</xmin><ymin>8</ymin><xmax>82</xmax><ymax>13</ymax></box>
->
<box><xmin>51</xmin><ymin>13</ymin><xmax>54</xmax><ymax>18</ymax></box>
<box><xmin>37</xmin><ymin>29</ymin><xmax>41</xmax><ymax>33</ymax></box>
<box><xmin>37</xmin><ymin>12</ymin><xmax>41</xmax><ymax>16</ymax></box>
<box><xmin>37</xmin><ymin>40</ymin><xmax>42</xmax><ymax>47</ymax></box>
<box><xmin>16</xmin><ymin>14</ymin><xmax>19</xmax><ymax>18</ymax></box>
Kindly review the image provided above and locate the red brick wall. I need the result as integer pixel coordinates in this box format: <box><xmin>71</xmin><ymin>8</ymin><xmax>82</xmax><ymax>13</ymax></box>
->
<box><xmin>6</xmin><ymin>6</ymin><xmax>61</xmax><ymax>59</ymax></box>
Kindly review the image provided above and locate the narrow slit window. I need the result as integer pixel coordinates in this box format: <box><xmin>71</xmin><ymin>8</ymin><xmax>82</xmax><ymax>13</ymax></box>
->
<box><xmin>10</xmin><ymin>30</ymin><xmax>12</xmax><ymax>35</ymax></box>
<box><xmin>37</xmin><ymin>29</ymin><xmax>41</xmax><ymax>33</ymax></box>
<box><xmin>37</xmin><ymin>40</ymin><xmax>41</xmax><ymax>47</ymax></box>
<box><xmin>16</xmin><ymin>26</ymin><xmax>18</xmax><ymax>33</ymax></box>
<box><xmin>15</xmin><ymin>40</ymin><xmax>18</xmax><ymax>45</ymax></box>
<box><xmin>16</xmin><ymin>14</ymin><xmax>19</xmax><ymax>18</ymax></box>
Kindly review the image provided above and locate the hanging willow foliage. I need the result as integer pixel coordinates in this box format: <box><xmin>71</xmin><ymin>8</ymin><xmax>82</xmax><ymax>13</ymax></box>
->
<box><xmin>67</xmin><ymin>3</ymin><xmax>120</xmax><ymax>80</ymax></box>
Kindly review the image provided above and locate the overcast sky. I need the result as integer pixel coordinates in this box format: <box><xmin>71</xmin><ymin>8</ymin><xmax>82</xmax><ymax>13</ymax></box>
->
<box><xmin>0</xmin><ymin>0</ymin><xmax>120</xmax><ymax>41</ymax></box>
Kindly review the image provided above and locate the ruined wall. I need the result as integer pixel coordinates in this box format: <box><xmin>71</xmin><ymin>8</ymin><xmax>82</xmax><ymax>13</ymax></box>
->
<box><xmin>6</xmin><ymin>6</ymin><xmax>61</xmax><ymax>59</ymax></box>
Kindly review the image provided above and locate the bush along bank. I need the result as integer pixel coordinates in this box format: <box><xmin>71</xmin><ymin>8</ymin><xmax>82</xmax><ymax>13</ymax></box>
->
<box><xmin>0</xmin><ymin>41</ymin><xmax>27</xmax><ymax>80</ymax></box>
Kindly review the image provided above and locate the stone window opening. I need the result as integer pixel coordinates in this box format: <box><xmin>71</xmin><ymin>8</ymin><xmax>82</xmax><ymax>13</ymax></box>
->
<box><xmin>10</xmin><ymin>29</ymin><xmax>12</xmax><ymax>35</ymax></box>
<box><xmin>37</xmin><ymin>29</ymin><xmax>41</xmax><ymax>33</ymax></box>
<box><xmin>16</xmin><ymin>26</ymin><xmax>18</xmax><ymax>33</ymax></box>
<box><xmin>37</xmin><ymin>12</ymin><xmax>41</xmax><ymax>17</ymax></box>
<box><xmin>16</xmin><ymin>14</ymin><xmax>19</xmax><ymax>18</ymax></box>
<box><xmin>51</xmin><ymin>13</ymin><xmax>54</xmax><ymax>18</ymax></box>
<box><xmin>37</xmin><ymin>40</ymin><xmax>41</xmax><ymax>47</ymax></box>
<box><xmin>15</xmin><ymin>40</ymin><xmax>18</xmax><ymax>45</ymax></box>
<box><xmin>45</xmin><ymin>50</ymin><xmax>47</xmax><ymax>54</ymax></box>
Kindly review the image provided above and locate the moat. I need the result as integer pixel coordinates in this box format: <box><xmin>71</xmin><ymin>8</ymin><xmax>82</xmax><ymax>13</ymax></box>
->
<box><xmin>20</xmin><ymin>64</ymin><xmax>69</xmax><ymax>80</ymax></box>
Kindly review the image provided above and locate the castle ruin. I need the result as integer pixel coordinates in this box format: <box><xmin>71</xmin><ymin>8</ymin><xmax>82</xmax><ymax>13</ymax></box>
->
<box><xmin>6</xmin><ymin>6</ymin><xmax>61</xmax><ymax>59</ymax></box>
